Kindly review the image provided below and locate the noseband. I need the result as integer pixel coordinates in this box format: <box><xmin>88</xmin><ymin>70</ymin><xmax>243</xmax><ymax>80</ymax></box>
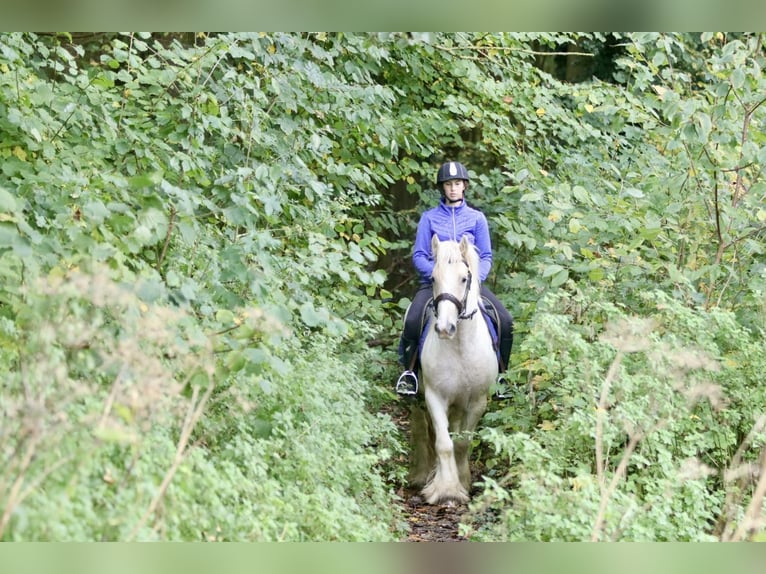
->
<box><xmin>432</xmin><ymin>261</ymin><xmax>477</xmax><ymax>321</ymax></box>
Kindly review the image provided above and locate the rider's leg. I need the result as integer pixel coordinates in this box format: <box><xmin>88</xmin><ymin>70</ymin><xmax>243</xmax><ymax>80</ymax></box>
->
<box><xmin>479</xmin><ymin>287</ymin><xmax>514</xmax><ymax>397</ymax></box>
<box><xmin>396</xmin><ymin>285</ymin><xmax>432</xmax><ymax>395</ymax></box>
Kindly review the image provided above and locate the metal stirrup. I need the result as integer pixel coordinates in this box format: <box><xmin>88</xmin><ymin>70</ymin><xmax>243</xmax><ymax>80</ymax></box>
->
<box><xmin>396</xmin><ymin>370</ymin><xmax>418</xmax><ymax>396</ymax></box>
<box><xmin>493</xmin><ymin>375</ymin><xmax>511</xmax><ymax>400</ymax></box>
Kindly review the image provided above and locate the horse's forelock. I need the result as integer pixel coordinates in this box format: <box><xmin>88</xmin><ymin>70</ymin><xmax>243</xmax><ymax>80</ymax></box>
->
<box><xmin>435</xmin><ymin>240</ymin><xmax>479</xmax><ymax>278</ymax></box>
<box><xmin>435</xmin><ymin>241</ymin><xmax>461</xmax><ymax>265</ymax></box>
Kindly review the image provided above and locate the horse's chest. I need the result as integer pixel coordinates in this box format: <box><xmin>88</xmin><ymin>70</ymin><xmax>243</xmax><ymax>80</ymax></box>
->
<box><xmin>421</xmin><ymin>328</ymin><xmax>496</xmax><ymax>384</ymax></box>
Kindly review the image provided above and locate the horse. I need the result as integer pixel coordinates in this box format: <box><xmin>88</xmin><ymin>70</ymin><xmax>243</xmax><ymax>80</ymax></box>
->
<box><xmin>408</xmin><ymin>234</ymin><xmax>498</xmax><ymax>505</ymax></box>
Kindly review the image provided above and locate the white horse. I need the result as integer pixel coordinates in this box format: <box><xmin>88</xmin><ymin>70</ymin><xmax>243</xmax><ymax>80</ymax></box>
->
<box><xmin>409</xmin><ymin>234</ymin><xmax>498</xmax><ymax>505</ymax></box>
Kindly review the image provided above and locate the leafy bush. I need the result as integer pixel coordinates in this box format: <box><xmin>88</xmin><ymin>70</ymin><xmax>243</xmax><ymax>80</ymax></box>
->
<box><xmin>0</xmin><ymin>265</ymin><xmax>405</xmax><ymax>541</ymax></box>
<box><xmin>181</xmin><ymin>335</ymin><xmax>405</xmax><ymax>541</ymax></box>
<box><xmin>468</xmin><ymin>288</ymin><xmax>766</xmax><ymax>541</ymax></box>
<box><xmin>0</xmin><ymin>32</ymin><xmax>408</xmax><ymax>541</ymax></box>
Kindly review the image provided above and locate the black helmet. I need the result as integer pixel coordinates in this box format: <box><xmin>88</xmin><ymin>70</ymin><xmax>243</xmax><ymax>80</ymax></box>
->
<box><xmin>436</xmin><ymin>161</ymin><xmax>470</xmax><ymax>186</ymax></box>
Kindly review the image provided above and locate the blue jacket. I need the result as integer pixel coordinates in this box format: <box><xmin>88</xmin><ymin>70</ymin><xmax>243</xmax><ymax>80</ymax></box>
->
<box><xmin>412</xmin><ymin>198</ymin><xmax>493</xmax><ymax>284</ymax></box>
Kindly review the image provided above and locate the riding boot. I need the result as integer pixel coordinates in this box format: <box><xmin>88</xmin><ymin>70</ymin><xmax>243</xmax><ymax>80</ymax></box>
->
<box><xmin>397</xmin><ymin>286</ymin><xmax>431</xmax><ymax>396</ymax></box>
<box><xmin>493</xmin><ymin>329</ymin><xmax>513</xmax><ymax>400</ymax></box>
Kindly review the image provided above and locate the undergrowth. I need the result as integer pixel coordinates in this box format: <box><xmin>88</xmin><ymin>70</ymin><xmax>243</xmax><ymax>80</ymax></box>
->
<box><xmin>465</xmin><ymin>288</ymin><xmax>766</xmax><ymax>541</ymax></box>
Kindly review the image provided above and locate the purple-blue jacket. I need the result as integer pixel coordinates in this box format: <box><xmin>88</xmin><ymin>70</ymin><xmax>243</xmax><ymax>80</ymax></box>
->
<box><xmin>413</xmin><ymin>199</ymin><xmax>493</xmax><ymax>284</ymax></box>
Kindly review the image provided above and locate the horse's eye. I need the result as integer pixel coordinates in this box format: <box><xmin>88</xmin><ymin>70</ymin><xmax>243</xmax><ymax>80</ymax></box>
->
<box><xmin>461</xmin><ymin>276</ymin><xmax>467</xmax><ymax>283</ymax></box>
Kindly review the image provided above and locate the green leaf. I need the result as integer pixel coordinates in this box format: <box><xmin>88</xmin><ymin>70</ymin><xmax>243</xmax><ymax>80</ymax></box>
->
<box><xmin>253</xmin><ymin>417</ymin><xmax>273</xmax><ymax>437</ymax></box>
<box><xmin>550</xmin><ymin>268</ymin><xmax>569</xmax><ymax>287</ymax></box>
<box><xmin>731</xmin><ymin>67</ymin><xmax>745</xmax><ymax>89</ymax></box>
<box><xmin>695</xmin><ymin>112</ymin><xmax>712</xmax><ymax>141</ymax></box>
<box><xmin>128</xmin><ymin>172</ymin><xmax>163</xmax><ymax>189</ymax></box>
<box><xmin>348</xmin><ymin>242</ymin><xmax>366</xmax><ymax>264</ymax></box>
<box><xmin>243</xmin><ymin>346</ymin><xmax>270</xmax><ymax>365</ymax></box>
<box><xmin>0</xmin><ymin>188</ymin><xmax>19</xmax><ymax>213</ymax></box>
<box><xmin>588</xmin><ymin>267</ymin><xmax>605</xmax><ymax>281</ymax></box>
<box><xmin>542</xmin><ymin>264</ymin><xmax>564</xmax><ymax>278</ymax></box>
<box><xmin>300</xmin><ymin>302</ymin><xmax>327</xmax><ymax>327</ymax></box>
<box><xmin>520</xmin><ymin>191</ymin><xmax>543</xmax><ymax>202</ymax></box>
<box><xmin>133</xmin><ymin>224</ymin><xmax>153</xmax><ymax>246</ymax></box>
<box><xmin>135</xmin><ymin>278</ymin><xmax>165</xmax><ymax>303</ymax></box>
<box><xmin>93</xmin><ymin>426</ymin><xmax>138</xmax><ymax>444</ymax></box>
<box><xmin>216</xmin><ymin>309</ymin><xmax>236</xmax><ymax>324</ymax></box>
<box><xmin>0</xmin><ymin>222</ymin><xmax>21</xmax><ymax>247</ymax></box>
<box><xmin>83</xmin><ymin>201</ymin><xmax>111</xmax><ymax>224</ymax></box>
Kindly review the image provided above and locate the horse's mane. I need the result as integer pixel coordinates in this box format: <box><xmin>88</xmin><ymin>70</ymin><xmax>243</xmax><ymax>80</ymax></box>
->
<box><xmin>435</xmin><ymin>239</ymin><xmax>480</xmax><ymax>280</ymax></box>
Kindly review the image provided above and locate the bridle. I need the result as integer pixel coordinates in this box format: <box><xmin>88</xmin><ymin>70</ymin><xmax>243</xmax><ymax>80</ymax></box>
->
<box><xmin>432</xmin><ymin>260</ymin><xmax>478</xmax><ymax>321</ymax></box>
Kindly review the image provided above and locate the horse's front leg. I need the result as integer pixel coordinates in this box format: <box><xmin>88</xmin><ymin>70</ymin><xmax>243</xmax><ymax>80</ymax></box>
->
<box><xmin>453</xmin><ymin>394</ymin><xmax>488</xmax><ymax>490</ymax></box>
<box><xmin>421</xmin><ymin>390</ymin><xmax>469</xmax><ymax>505</ymax></box>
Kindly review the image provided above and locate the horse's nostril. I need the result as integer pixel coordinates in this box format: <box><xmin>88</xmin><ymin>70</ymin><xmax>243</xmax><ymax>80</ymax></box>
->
<box><xmin>435</xmin><ymin>322</ymin><xmax>457</xmax><ymax>339</ymax></box>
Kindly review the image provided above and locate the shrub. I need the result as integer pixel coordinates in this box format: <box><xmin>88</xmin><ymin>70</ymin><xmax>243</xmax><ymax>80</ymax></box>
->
<box><xmin>468</xmin><ymin>288</ymin><xmax>766</xmax><ymax>541</ymax></box>
<box><xmin>0</xmin><ymin>267</ymin><xmax>405</xmax><ymax>541</ymax></box>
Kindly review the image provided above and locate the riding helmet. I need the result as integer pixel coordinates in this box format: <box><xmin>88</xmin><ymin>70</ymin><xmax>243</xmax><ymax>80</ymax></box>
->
<box><xmin>436</xmin><ymin>161</ymin><xmax>470</xmax><ymax>186</ymax></box>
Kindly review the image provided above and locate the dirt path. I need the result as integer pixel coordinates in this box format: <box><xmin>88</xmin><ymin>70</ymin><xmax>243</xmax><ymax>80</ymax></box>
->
<box><xmin>398</xmin><ymin>487</ymin><xmax>469</xmax><ymax>542</ymax></box>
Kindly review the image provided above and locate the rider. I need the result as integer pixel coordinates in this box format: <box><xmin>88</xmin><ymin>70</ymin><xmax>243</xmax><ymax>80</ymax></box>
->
<box><xmin>396</xmin><ymin>161</ymin><xmax>513</xmax><ymax>397</ymax></box>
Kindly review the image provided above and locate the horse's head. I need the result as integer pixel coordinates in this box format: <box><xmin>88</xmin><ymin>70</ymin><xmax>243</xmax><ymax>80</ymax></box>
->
<box><xmin>430</xmin><ymin>234</ymin><xmax>480</xmax><ymax>339</ymax></box>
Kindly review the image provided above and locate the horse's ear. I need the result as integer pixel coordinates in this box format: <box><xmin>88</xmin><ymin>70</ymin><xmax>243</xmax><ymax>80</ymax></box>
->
<box><xmin>431</xmin><ymin>234</ymin><xmax>440</xmax><ymax>253</ymax></box>
<box><xmin>459</xmin><ymin>235</ymin><xmax>471</xmax><ymax>255</ymax></box>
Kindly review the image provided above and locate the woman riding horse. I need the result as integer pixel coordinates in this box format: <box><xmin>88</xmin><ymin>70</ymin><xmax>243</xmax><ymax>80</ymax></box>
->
<box><xmin>410</xmin><ymin>234</ymin><xmax>498</xmax><ymax>504</ymax></box>
<box><xmin>396</xmin><ymin>161</ymin><xmax>513</xmax><ymax>396</ymax></box>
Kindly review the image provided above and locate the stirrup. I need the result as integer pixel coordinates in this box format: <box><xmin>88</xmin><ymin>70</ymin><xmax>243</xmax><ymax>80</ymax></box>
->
<box><xmin>396</xmin><ymin>370</ymin><xmax>418</xmax><ymax>396</ymax></box>
<box><xmin>493</xmin><ymin>375</ymin><xmax>511</xmax><ymax>400</ymax></box>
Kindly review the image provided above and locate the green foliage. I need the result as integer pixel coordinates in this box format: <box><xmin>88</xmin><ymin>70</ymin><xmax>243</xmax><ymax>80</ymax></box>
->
<box><xmin>469</xmin><ymin>288</ymin><xmax>766</xmax><ymax>541</ymax></box>
<box><xmin>474</xmin><ymin>31</ymin><xmax>766</xmax><ymax>542</ymax></box>
<box><xmin>0</xmin><ymin>266</ymin><xmax>403</xmax><ymax>541</ymax></box>
<box><xmin>182</xmin><ymin>336</ymin><xmax>404</xmax><ymax>541</ymax></box>
<box><xmin>0</xmin><ymin>31</ymin><xmax>408</xmax><ymax>541</ymax></box>
<box><xmin>0</xmin><ymin>265</ymin><xmax>213</xmax><ymax>540</ymax></box>
<box><xmin>3</xmin><ymin>31</ymin><xmax>766</xmax><ymax>541</ymax></box>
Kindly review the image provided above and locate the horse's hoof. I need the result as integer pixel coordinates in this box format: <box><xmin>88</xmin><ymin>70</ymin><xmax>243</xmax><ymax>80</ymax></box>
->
<box><xmin>422</xmin><ymin>486</ymin><xmax>469</xmax><ymax>506</ymax></box>
<box><xmin>432</xmin><ymin>495</ymin><xmax>468</xmax><ymax>507</ymax></box>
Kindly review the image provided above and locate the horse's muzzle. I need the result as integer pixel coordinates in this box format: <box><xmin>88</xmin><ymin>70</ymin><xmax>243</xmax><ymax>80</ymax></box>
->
<box><xmin>435</xmin><ymin>321</ymin><xmax>457</xmax><ymax>339</ymax></box>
